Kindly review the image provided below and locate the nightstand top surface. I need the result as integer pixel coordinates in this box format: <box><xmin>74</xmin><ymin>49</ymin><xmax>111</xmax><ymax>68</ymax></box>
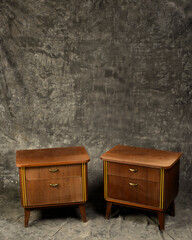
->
<box><xmin>100</xmin><ymin>145</ymin><xmax>182</xmax><ymax>169</ymax></box>
<box><xmin>16</xmin><ymin>146</ymin><xmax>90</xmax><ymax>167</ymax></box>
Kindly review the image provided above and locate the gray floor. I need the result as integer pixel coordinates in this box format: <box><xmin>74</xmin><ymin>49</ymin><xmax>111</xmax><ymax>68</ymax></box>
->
<box><xmin>0</xmin><ymin>191</ymin><xmax>192</xmax><ymax>240</ymax></box>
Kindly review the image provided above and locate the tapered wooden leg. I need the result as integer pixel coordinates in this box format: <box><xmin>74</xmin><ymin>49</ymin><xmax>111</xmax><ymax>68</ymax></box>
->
<box><xmin>105</xmin><ymin>202</ymin><xmax>112</xmax><ymax>219</ymax></box>
<box><xmin>24</xmin><ymin>208</ymin><xmax>31</xmax><ymax>228</ymax></box>
<box><xmin>158</xmin><ymin>211</ymin><xmax>165</xmax><ymax>230</ymax></box>
<box><xmin>79</xmin><ymin>204</ymin><xmax>87</xmax><ymax>222</ymax></box>
<box><xmin>169</xmin><ymin>200</ymin><xmax>175</xmax><ymax>217</ymax></box>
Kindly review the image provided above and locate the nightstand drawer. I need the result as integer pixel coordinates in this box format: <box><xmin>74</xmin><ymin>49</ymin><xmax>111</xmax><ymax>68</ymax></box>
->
<box><xmin>26</xmin><ymin>164</ymin><xmax>82</xmax><ymax>180</ymax></box>
<box><xmin>108</xmin><ymin>162</ymin><xmax>160</xmax><ymax>182</ymax></box>
<box><xmin>26</xmin><ymin>177</ymin><xmax>83</xmax><ymax>206</ymax></box>
<box><xmin>108</xmin><ymin>175</ymin><xmax>160</xmax><ymax>207</ymax></box>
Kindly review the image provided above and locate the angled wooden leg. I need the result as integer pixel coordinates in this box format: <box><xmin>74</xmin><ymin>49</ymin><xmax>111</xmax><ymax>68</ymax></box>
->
<box><xmin>79</xmin><ymin>204</ymin><xmax>87</xmax><ymax>222</ymax></box>
<box><xmin>24</xmin><ymin>208</ymin><xmax>31</xmax><ymax>227</ymax></box>
<box><xmin>105</xmin><ymin>202</ymin><xmax>112</xmax><ymax>219</ymax></box>
<box><xmin>158</xmin><ymin>211</ymin><xmax>165</xmax><ymax>230</ymax></box>
<box><xmin>169</xmin><ymin>200</ymin><xmax>175</xmax><ymax>217</ymax></box>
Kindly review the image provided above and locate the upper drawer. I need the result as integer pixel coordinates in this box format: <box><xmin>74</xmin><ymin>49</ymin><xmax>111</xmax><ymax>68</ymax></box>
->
<box><xmin>107</xmin><ymin>162</ymin><xmax>160</xmax><ymax>182</ymax></box>
<box><xmin>26</xmin><ymin>164</ymin><xmax>82</xmax><ymax>180</ymax></box>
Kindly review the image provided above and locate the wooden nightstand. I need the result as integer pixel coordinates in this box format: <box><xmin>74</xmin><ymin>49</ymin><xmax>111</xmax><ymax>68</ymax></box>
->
<box><xmin>100</xmin><ymin>145</ymin><xmax>182</xmax><ymax>230</ymax></box>
<box><xmin>16</xmin><ymin>146</ymin><xmax>90</xmax><ymax>227</ymax></box>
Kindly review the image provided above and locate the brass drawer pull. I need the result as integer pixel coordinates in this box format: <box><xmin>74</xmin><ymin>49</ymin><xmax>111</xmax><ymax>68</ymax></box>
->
<box><xmin>129</xmin><ymin>183</ymin><xmax>138</xmax><ymax>187</ymax></box>
<box><xmin>129</xmin><ymin>168</ymin><xmax>138</xmax><ymax>172</ymax></box>
<box><xmin>49</xmin><ymin>183</ymin><xmax>59</xmax><ymax>187</ymax></box>
<box><xmin>49</xmin><ymin>169</ymin><xmax>58</xmax><ymax>172</ymax></box>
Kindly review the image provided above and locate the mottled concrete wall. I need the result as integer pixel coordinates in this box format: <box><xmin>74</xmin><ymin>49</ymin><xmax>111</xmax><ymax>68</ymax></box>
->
<box><xmin>0</xmin><ymin>0</ymin><xmax>192</xmax><ymax>195</ymax></box>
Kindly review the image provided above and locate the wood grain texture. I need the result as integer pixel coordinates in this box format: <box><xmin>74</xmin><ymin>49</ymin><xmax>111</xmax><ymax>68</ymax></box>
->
<box><xmin>101</xmin><ymin>145</ymin><xmax>182</xmax><ymax>169</ymax></box>
<box><xmin>16</xmin><ymin>146</ymin><xmax>90</xmax><ymax>167</ymax></box>
<box><xmin>108</xmin><ymin>162</ymin><xmax>160</xmax><ymax>182</ymax></box>
<box><xmin>108</xmin><ymin>175</ymin><xmax>160</xmax><ymax>207</ymax></box>
<box><xmin>163</xmin><ymin>160</ymin><xmax>180</xmax><ymax>210</ymax></box>
<box><xmin>26</xmin><ymin>164</ymin><xmax>81</xmax><ymax>180</ymax></box>
<box><xmin>26</xmin><ymin>177</ymin><xmax>83</xmax><ymax>205</ymax></box>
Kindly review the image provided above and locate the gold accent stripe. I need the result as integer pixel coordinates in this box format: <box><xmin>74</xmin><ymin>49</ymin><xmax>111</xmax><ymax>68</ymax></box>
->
<box><xmin>82</xmin><ymin>163</ymin><xmax>86</xmax><ymax>201</ymax></box>
<box><xmin>104</xmin><ymin>161</ymin><xmax>108</xmax><ymax>199</ymax></box>
<box><xmin>21</xmin><ymin>167</ymin><xmax>27</xmax><ymax>206</ymax></box>
<box><xmin>159</xmin><ymin>169</ymin><xmax>164</xmax><ymax>209</ymax></box>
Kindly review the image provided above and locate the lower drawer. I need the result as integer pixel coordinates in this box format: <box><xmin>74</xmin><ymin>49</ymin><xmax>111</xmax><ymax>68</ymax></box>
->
<box><xmin>26</xmin><ymin>177</ymin><xmax>83</xmax><ymax>206</ymax></box>
<box><xmin>108</xmin><ymin>175</ymin><xmax>160</xmax><ymax>207</ymax></box>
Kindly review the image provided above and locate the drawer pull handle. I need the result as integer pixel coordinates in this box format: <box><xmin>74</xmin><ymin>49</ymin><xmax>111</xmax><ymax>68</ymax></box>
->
<box><xmin>49</xmin><ymin>184</ymin><xmax>59</xmax><ymax>187</ymax></box>
<box><xmin>129</xmin><ymin>183</ymin><xmax>138</xmax><ymax>187</ymax></box>
<box><xmin>129</xmin><ymin>168</ymin><xmax>138</xmax><ymax>172</ymax></box>
<box><xmin>49</xmin><ymin>169</ymin><xmax>58</xmax><ymax>172</ymax></box>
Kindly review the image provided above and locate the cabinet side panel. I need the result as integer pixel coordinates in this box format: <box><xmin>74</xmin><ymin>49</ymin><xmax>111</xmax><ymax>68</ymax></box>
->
<box><xmin>85</xmin><ymin>163</ymin><xmax>88</xmax><ymax>201</ymax></box>
<box><xmin>164</xmin><ymin>160</ymin><xmax>180</xmax><ymax>210</ymax></box>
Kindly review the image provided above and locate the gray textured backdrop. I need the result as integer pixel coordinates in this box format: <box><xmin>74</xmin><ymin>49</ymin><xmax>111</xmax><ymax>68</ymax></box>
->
<box><xmin>0</xmin><ymin>0</ymin><xmax>192</xmax><ymax>196</ymax></box>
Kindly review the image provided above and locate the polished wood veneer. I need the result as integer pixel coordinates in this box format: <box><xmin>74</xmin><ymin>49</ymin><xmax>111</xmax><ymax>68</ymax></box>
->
<box><xmin>16</xmin><ymin>146</ymin><xmax>89</xmax><ymax>167</ymax></box>
<box><xmin>108</xmin><ymin>175</ymin><xmax>160</xmax><ymax>207</ymax></box>
<box><xmin>26</xmin><ymin>176</ymin><xmax>83</xmax><ymax>205</ymax></box>
<box><xmin>26</xmin><ymin>165</ymin><xmax>82</xmax><ymax>180</ymax></box>
<box><xmin>101</xmin><ymin>145</ymin><xmax>181</xmax><ymax>168</ymax></box>
<box><xmin>101</xmin><ymin>145</ymin><xmax>182</xmax><ymax>230</ymax></box>
<box><xmin>16</xmin><ymin>146</ymin><xmax>90</xmax><ymax>227</ymax></box>
<box><xmin>108</xmin><ymin>162</ymin><xmax>160</xmax><ymax>182</ymax></box>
